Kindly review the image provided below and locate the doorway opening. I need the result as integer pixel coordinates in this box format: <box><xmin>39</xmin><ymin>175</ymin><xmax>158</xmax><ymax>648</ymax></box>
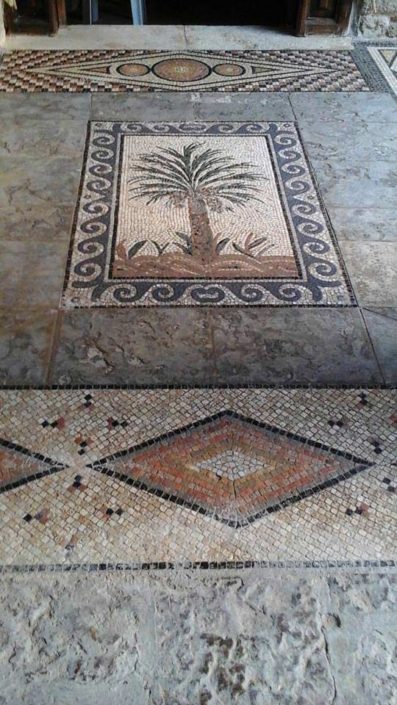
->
<box><xmin>3</xmin><ymin>0</ymin><xmax>353</xmax><ymax>36</ymax></box>
<box><xmin>145</xmin><ymin>0</ymin><xmax>292</xmax><ymax>27</ymax></box>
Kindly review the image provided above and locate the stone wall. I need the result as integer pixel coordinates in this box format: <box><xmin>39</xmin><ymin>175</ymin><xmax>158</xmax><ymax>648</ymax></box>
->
<box><xmin>356</xmin><ymin>0</ymin><xmax>397</xmax><ymax>37</ymax></box>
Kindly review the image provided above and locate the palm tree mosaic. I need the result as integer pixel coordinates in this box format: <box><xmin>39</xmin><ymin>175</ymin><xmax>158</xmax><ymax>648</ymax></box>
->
<box><xmin>113</xmin><ymin>141</ymin><xmax>297</xmax><ymax>278</ymax></box>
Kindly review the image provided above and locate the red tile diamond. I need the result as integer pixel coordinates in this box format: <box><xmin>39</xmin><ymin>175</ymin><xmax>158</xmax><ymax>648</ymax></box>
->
<box><xmin>92</xmin><ymin>411</ymin><xmax>371</xmax><ymax>526</ymax></box>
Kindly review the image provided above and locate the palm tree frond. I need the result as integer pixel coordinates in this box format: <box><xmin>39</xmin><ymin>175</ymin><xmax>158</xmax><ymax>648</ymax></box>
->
<box><xmin>128</xmin><ymin>140</ymin><xmax>264</xmax><ymax>211</ymax></box>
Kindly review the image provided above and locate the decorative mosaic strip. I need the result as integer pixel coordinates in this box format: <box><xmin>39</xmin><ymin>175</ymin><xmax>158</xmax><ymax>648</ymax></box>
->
<box><xmin>63</xmin><ymin>121</ymin><xmax>354</xmax><ymax>308</ymax></box>
<box><xmin>366</xmin><ymin>46</ymin><xmax>397</xmax><ymax>97</ymax></box>
<box><xmin>0</xmin><ymin>49</ymin><xmax>371</xmax><ymax>93</ymax></box>
<box><xmin>0</xmin><ymin>387</ymin><xmax>395</xmax><ymax>571</ymax></box>
<box><xmin>352</xmin><ymin>42</ymin><xmax>397</xmax><ymax>97</ymax></box>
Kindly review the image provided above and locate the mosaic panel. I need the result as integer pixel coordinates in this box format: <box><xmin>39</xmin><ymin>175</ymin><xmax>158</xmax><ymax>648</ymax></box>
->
<box><xmin>367</xmin><ymin>46</ymin><xmax>397</xmax><ymax>96</ymax></box>
<box><xmin>0</xmin><ymin>387</ymin><xmax>395</xmax><ymax>571</ymax></box>
<box><xmin>63</xmin><ymin>121</ymin><xmax>353</xmax><ymax>307</ymax></box>
<box><xmin>0</xmin><ymin>49</ymin><xmax>370</xmax><ymax>93</ymax></box>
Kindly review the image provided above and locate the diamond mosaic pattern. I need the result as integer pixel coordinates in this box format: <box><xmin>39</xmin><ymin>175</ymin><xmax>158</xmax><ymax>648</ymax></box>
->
<box><xmin>0</xmin><ymin>388</ymin><xmax>395</xmax><ymax>570</ymax></box>
<box><xmin>95</xmin><ymin>411</ymin><xmax>371</xmax><ymax>525</ymax></box>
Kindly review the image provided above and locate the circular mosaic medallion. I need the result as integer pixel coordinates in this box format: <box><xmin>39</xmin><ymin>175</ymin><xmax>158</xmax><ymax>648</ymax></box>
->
<box><xmin>117</xmin><ymin>63</ymin><xmax>150</xmax><ymax>77</ymax></box>
<box><xmin>152</xmin><ymin>58</ymin><xmax>211</xmax><ymax>82</ymax></box>
<box><xmin>213</xmin><ymin>63</ymin><xmax>245</xmax><ymax>77</ymax></box>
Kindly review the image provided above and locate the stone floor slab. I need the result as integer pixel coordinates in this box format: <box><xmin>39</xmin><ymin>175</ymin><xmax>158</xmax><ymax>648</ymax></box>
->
<box><xmin>191</xmin><ymin>93</ymin><xmax>294</xmax><ymax>120</ymax></box>
<box><xmin>0</xmin><ymin>156</ymin><xmax>82</xmax><ymax>209</ymax></box>
<box><xmin>90</xmin><ymin>93</ymin><xmax>196</xmax><ymax>121</ymax></box>
<box><xmin>339</xmin><ymin>242</ymin><xmax>397</xmax><ymax>307</ymax></box>
<box><xmin>0</xmin><ymin>571</ymin><xmax>395</xmax><ymax>705</ymax></box>
<box><xmin>184</xmin><ymin>25</ymin><xmax>353</xmax><ymax>49</ymax></box>
<box><xmin>0</xmin><ymin>93</ymin><xmax>91</xmax><ymax>121</ymax></box>
<box><xmin>0</xmin><ymin>240</ymin><xmax>68</xmax><ymax>309</ymax></box>
<box><xmin>0</xmin><ymin>204</ymin><xmax>74</xmax><ymax>243</ymax></box>
<box><xmin>0</xmin><ymin>310</ymin><xmax>57</xmax><ymax>386</ymax></box>
<box><xmin>327</xmin><ymin>207</ymin><xmax>397</xmax><ymax>242</ymax></box>
<box><xmin>210</xmin><ymin>309</ymin><xmax>382</xmax><ymax>385</ymax></box>
<box><xmin>310</xmin><ymin>159</ymin><xmax>397</xmax><ymax>209</ymax></box>
<box><xmin>290</xmin><ymin>92</ymin><xmax>397</xmax><ymax>125</ymax></box>
<box><xmin>0</xmin><ymin>120</ymin><xmax>87</xmax><ymax>158</ymax></box>
<box><xmin>4</xmin><ymin>24</ymin><xmax>188</xmax><ymax>50</ymax></box>
<box><xmin>299</xmin><ymin>121</ymin><xmax>397</xmax><ymax>163</ymax></box>
<box><xmin>51</xmin><ymin>309</ymin><xmax>213</xmax><ymax>385</ymax></box>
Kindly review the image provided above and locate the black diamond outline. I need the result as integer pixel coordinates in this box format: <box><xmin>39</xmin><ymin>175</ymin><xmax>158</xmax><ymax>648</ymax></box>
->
<box><xmin>88</xmin><ymin>410</ymin><xmax>373</xmax><ymax>528</ymax></box>
<box><xmin>0</xmin><ymin>438</ymin><xmax>66</xmax><ymax>494</ymax></box>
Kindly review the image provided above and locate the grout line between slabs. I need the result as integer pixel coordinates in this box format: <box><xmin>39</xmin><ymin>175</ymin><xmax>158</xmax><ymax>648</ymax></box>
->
<box><xmin>362</xmin><ymin>307</ymin><xmax>397</xmax><ymax>322</ymax></box>
<box><xmin>45</xmin><ymin>309</ymin><xmax>64</xmax><ymax>385</ymax></box>
<box><xmin>287</xmin><ymin>94</ymin><xmax>298</xmax><ymax>122</ymax></box>
<box><xmin>358</xmin><ymin>306</ymin><xmax>386</xmax><ymax>385</ymax></box>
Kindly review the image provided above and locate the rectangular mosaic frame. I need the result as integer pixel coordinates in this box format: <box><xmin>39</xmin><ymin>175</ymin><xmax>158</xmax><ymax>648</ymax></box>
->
<box><xmin>0</xmin><ymin>385</ymin><xmax>395</xmax><ymax>573</ymax></box>
<box><xmin>63</xmin><ymin>121</ymin><xmax>354</xmax><ymax>308</ymax></box>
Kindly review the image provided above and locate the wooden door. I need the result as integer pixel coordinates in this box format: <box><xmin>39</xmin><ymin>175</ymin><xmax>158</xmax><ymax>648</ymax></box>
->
<box><xmin>295</xmin><ymin>0</ymin><xmax>353</xmax><ymax>35</ymax></box>
<box><xmin>4</xmin><ymin>0</ymin><xmax>66</xmax><ymax>34</ymax></box>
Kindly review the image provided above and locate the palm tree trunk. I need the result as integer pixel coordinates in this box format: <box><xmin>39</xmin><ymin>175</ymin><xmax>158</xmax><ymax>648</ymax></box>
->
<box><xmin>187</xmin><ymin>194</ymin><xmax>214</xmax><ymax>265</ymax></box>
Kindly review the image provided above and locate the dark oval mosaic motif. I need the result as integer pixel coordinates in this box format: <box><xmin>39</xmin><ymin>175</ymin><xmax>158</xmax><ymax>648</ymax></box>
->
<box><xmin>152</xmin><ymin>58</ymin><xmax>211</xmax><ymax>82</ymax></box>
<box><xmin>213</xmin><ymin>63</ymin><xmax>245</xmax><ymax>76</ymax></box>
<box><xmin>116</xmin><ymin>63</ymin><xmax>150</xmax><ymax>77</ymax></box>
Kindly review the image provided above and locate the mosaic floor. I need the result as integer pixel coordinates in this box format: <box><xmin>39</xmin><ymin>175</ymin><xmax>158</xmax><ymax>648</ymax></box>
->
<box><xmin>367</xmin><ymin>46</ymin><xmax>397</xmax><ymax>96</ymax></box>
<box><xmin>63</xmin><ymin>120</ymin><xmax>353</xmax><ymax>307</ymax></box>
<box><xmin>0</xmin><ymin>387</ymin><xmax>395</xmax><ymax>571</ymax></box>
<box><xmin>0</xmin><ymin>49</ymin><xmax>371</xmax><ymax>92</ymax></box>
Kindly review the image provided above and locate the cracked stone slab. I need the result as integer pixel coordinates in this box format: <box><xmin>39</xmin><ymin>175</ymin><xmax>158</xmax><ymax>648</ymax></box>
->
<box><xmin>209</xmin><ymin>308</ymin><xmax>382</xmax><ymax>385</ymax></box>
<box><xmin>0</xmin><ymin>570</ymin><xmax>395</xmax><ymax>705</ymax></box>
<box><xmin>51</xmin><ymin>309</ymin><xmax>214</xmax><ymax>385</ymax></box>
<box><xmin>364</xmin><ymin>306</ymin><xmax>397</xmax><ymax>321</ymax></box>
